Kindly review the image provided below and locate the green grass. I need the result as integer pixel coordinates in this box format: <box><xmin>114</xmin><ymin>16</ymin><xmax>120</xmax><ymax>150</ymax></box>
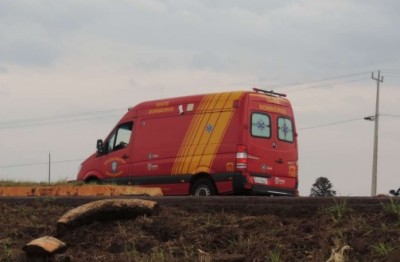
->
<box><xmin>321</xmin><ymin>199</ymin><xmax>349</xmax><ymax>224</ymax></box>
<box><xmin>0</xmin><ymin>238</ymin><xmax>14</xmax><ymax>260</ymax></box>
<box><xmin>382</xmin><ymin>198</ymin><xmax>400</xmax><ymax>218</ymax></box>
<box><xmin>371</xmin><ymin>242</ymin><xmax>394</xmax><ymax>256</ymax></box>
<box><xmin>265</xmin><ymin>247</ymin><xmax>282</xmax><ymax>262</ymax></box>
<box><xmin>0</xmin><ymin>179</ymin><xmax>79</xmax><ymax>187</ymax></box>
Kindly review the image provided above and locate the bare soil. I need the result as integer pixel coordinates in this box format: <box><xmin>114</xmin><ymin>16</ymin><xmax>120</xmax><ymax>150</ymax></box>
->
<box><xmin>0</xmin><ymin>197</ymin><xmax>400</xmax><ymax>261</ymax></box>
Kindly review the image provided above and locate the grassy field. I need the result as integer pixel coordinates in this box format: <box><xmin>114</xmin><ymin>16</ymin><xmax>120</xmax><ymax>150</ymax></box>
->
<box><xmin>0</xmin><ymin>197</ymin><xmax>399</xmax><ymax>261</ymax></box>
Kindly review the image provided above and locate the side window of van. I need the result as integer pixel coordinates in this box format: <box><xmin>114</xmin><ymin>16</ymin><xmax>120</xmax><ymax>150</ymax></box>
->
<box><xmin>107</xmin><ymin>122</ymin><xmax>133</xmax><ymax>152</ymax></box>
<box><xmin>251</xmin><ymin>113</ymin><xmax>271</xmax><ymax>138</ymax></box>
<box><xmin>278</xmin><ymin>117</ymin><xmax>293</xmax><ymax>142</ymax></box>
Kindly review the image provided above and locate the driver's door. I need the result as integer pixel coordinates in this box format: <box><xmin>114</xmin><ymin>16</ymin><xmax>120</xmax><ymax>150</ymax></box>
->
<box><xmin>101</xmin><ymin>122</ymin><xmax>133</xmax><ymax>181</ymax></box>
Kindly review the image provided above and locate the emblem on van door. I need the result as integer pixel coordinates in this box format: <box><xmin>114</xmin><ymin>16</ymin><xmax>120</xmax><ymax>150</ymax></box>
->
<box><xmin>206</xmin><ymin>124</ymin><xmax>214</xmax><ymax>133</ymax></box>
<box><xmin>104</xmin><ymin>157</ymin><xmax>126</xmax><ymax>177</ymax></box>
<box><xmin>111</xmin><ymin>161</ymin><xmax>118</xmax><ymax>173</ymax></box>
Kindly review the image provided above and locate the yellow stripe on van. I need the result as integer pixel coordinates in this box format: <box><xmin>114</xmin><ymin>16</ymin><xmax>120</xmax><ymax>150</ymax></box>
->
<box><xmin>172</xmin><ymin>94</ymin><xmax>213</xmax><ymax>174</ymax></box>
<box><xmin>177</xmin><ymin>93</ymin><xmax>219</xmax><ymax>174</ymax></box>
<box><xmin>181</xmin><ymin>93</ymin><xmax>223</xmax><ymax>173</ymax></box>
<box><xmin>172</xmin><ymin>91</ymin><xmax>244</xmax><ymax>175</ymax></box>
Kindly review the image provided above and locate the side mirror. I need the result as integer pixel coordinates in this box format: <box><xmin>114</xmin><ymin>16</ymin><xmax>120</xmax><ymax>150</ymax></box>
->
<box><xmin>97</xmin><ymin>139</ymin><xmax>105</xmax><ymax>155</ymax></box>
<box><xmin>389</xmin><ymin>190</ymin><xmax>396</xmax><ymax>196</ymax></box>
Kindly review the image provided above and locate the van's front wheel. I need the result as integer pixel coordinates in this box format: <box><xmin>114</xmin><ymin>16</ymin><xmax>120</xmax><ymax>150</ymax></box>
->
<box><xmin>191</xmin><ymin>178</ymin><xmax>216</xmax><ymax>196</ymax></box>
<box><xmin>85</xmin><ymin>177</ymin><xmax>101</xmax><ymax>184</ymax></box>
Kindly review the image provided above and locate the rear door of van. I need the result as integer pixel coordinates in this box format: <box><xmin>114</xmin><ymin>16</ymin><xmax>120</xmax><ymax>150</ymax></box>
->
<box><xmin>274</xmin><ymin>115</ymin><xmax>298</xmax><ymax>184</ymax></box>
<box><xmin>246</xmin><ymin>95</ymin><xmax>277</xmax><ymax>184</ymax></box>
<box><xmin>246</xmin><ymin>94</ymin><xmax>297</xmax><ymax>191</ymax></box>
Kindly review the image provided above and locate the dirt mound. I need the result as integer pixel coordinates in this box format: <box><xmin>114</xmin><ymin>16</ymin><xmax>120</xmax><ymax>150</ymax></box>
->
<box><xmin>0</xmin><ymin>185</ymin><xmax>162</xmax><ymax>197</ymax></box>
<box><xmin>0</xmin><ymin>198</ymin><xmax>399</xmax><ymax>261</ymax></box>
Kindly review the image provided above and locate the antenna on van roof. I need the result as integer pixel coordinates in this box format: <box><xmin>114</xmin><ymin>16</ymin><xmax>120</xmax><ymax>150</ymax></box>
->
<box><xmin>252</xmin><ymin>88</ymin><xmax>287</xmax><ymax>97</ymax></box>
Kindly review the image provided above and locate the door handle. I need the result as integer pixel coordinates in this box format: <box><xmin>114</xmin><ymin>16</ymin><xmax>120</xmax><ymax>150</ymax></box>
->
<box><xmin>122</xmin><ymin>154</ymin><xmax>129</xmax><ymax>159</ymax></box>
<box><xmin>276</xmin><ymin>159</ymin><xmax>283</xmax><ymax>164</ymax></box>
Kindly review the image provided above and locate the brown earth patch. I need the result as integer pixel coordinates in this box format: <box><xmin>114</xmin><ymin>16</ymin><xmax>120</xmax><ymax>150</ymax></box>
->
<box><xmin>0</xmin><ymin>185</ymin><xmax>162</xmax><ymax>197</ymax></box>
<box><xmin>0</xmin><ymin>197</ymin><xmax>399</xmax><ymax>261</ymax></box>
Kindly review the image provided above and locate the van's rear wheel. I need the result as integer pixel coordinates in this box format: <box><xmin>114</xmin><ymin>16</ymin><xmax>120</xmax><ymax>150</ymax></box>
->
<box><xmin>191</xmin><ymin>178</ymin><xmax>216</xmax><ymax>196</ymax></box>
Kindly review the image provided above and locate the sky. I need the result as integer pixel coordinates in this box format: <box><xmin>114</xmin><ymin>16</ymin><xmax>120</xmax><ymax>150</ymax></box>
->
<box><xmin>0</xmin><ymin>0</ymin><xmax>399</xmax><ymax>196</ymax></box>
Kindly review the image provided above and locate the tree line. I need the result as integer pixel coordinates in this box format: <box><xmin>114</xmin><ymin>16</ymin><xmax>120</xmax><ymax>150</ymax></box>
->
<box><xmin>310</xmin><ymin>177</ymin><xmax>399</xmax><ymax>196</ymax></box>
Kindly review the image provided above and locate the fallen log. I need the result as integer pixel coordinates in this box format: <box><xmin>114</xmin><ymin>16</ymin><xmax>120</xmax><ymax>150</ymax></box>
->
<box><xmin>23</xmin><ymin>236</ymin><xmax>67</xmax><ymax>255</ymax></box>
<box><xmin>57</xmin><ymin>198</ymin><xmax>158</xmax><ymax>235</ymax></box>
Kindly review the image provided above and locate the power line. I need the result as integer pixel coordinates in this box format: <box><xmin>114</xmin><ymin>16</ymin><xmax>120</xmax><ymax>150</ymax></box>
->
<box><xmin>383</xmin><ymin>74</ymin><xmax>400</xmax><ymax>78</ymax></box>
<box><xmin>0</xmin><ymin>161</ymin><xmax>48</xmax><ymax>168</ymax></box>
<box><xmin>0</xmin><ymin>113</ymin><xmax>122</xmax><ymax>129</ymax></box>
<box><xmin>270</xmin><ymin>71</ymin><xmax>371</xmax><ymax>90</ymax></box>
<box><xmin>299</xmin><ymin>117</ymin><xmax>364</xmax><ymax>131</ymax></box>
<box><xmin>286</xmin><ymin>77</ymin><xmax>369</xmax><ymax>93</ymax></box>
<box><xmin>298</xmin><ymin>114</ymin><xmax>399</xmax><ymax>132</ymax></box>
<box><xmin>49</xmin><ymin>159</ymin><xmax>84</xmax><ymax>164</ymax></box>
<box><xmin>0</xmin><ymin>158</ymin><xmax>83</xmax><ymax>169</ymax></box>
<box><xmin>0</xmin><ymin>108</ymin><xmax>125</xmax><ymax>126</ymax></box>
<box><xmin>381</xmin><ymin>114</ymin><xmax>400</xmax><ymax>118</ymax></box>
<box><xmin>382</xmin><ymin>69</ymin><xmax>400</xmax><ymax>73</ymax></box>
<box><xmin>263</xmin><ymin>71</ymin><xmax>400</xmax><ymax>94</ymax></box>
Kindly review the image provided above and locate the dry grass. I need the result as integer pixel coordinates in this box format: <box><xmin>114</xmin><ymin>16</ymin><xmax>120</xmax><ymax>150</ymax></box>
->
<box><xmin>0</xmin><ymin>179</ymin><xmax>71</xmax><ymax>187</ymax></box>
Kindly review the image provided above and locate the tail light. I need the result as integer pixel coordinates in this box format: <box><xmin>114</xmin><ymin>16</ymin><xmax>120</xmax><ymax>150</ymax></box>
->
<box><xmin>236</xmin><ymin>145</ymin><xmax>247</xmax><ymax>170</ymax></box>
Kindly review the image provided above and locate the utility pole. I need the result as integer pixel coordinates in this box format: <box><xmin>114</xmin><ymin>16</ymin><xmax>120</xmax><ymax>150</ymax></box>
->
<box><xmin>48</xmin><ymin>153</ymin><xmax>51</xmax><ymax>184</ymax></box>
<box><xmin>370</xmin><ymin>70</ymin><xmax>383</xmax><ymax>196</ymax></box>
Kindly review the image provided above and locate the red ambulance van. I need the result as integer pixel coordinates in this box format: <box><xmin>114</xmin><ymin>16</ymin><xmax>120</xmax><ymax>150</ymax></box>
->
<box><xmin>77</xmin><ymin>88</ymin><xmax>298</xmax><ymax>196</ymax></box>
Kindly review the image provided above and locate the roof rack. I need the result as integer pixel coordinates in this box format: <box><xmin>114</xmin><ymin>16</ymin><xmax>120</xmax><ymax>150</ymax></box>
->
<box><xmin>252</xmin><ymin>88</ymin><xmax>287</xmax><ymax>97</ymax></box>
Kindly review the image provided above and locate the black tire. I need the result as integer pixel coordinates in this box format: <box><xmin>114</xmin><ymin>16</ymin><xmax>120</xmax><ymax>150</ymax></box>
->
<box><xmin>190</xmin><ymin>178</ymin><xmax>217</xmax><ymax>196</ymax></box>
<box><xmin>85</xmin><ymin>177</ymin><xmax>101</xmax><ymax>185</ymax></box>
